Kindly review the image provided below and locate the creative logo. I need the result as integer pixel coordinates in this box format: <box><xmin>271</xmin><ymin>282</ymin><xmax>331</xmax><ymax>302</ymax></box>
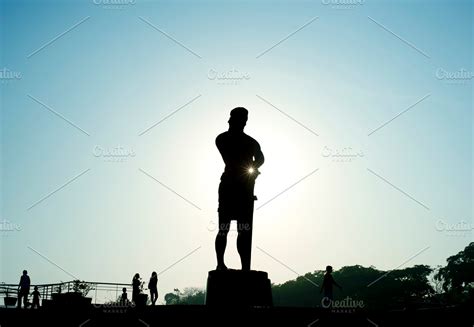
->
<box><xmin>321</xmin><ymin>146</ymin><xmax>365</xmax><ymax>162</ymax></box>
<box><xmin>0</xmin><ymin>68</ymin><xmax>22</xmax><ymax>82</ymax></box>
<box><xmin>436</xmin><ymin>68</ymin><xmax>473</xmax><ymax>84</ymax></box>
<box><xmin>92</xmin><ymin>0</ymin><xmax>136</xmax><ymax>9</ymax></box>
<box><xmin>208</xmin><ymin>68</ymin><xmax>251</xmax><ymax>86</ymax></box>
<box><xmin>436</xmin><ymin>219</ymin><xmax>473</xmax><ymax>237</ymax></box>
<box><xmin>93</xmin><ymin>145</ymin><xmax>136</xmax><ymax>162</ymax></box>
<box><xmin>322</xmin><ymin>0</ymin><xmax>365</xmax><ymax>9</ymax></box>
<box><xmin>321</xmin><ymin>296</ymin><xmax>364</xmax><ymax>313</ymax></box>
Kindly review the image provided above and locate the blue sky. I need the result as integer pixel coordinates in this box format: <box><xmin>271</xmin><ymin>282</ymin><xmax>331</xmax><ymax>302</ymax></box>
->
<box><xmin>1</xmin><ymin>0</ymin><xmax>472</xmax><ymax>303</ymax></box>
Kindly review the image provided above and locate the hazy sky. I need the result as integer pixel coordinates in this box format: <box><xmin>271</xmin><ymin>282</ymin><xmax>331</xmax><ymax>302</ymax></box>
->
<box><xmin>1</xmin><ymin>0</ymin><xmax>472</xmax><ymax>303</ymax></box>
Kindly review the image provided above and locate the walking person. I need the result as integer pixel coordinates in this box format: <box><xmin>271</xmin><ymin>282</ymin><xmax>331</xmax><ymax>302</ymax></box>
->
<box><xmin>320</xmin><ymin>265</ymin><xmax>342</xmax><ymax>308</ymax></box>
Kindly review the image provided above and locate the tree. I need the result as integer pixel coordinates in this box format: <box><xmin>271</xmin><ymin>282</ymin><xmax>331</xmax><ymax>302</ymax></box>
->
<box><xmin>71</xmin><ymin>280</ymin><xmax>93</xmax><ymax>297</ymax></box>
<box><xmin>272</xmin><ymin>264</ymin><xmax>434</xmax><ymax>309</ymax></box>
<box><xmin>164</xmin><ymin>292</ymin><xmax>180</xmax><ymax>305</ymax></box>
<box><xmin>435</xmin><ymin>242</ymin><xmax>474</xmax><ymax>303</ymax></box>
<box><xmin>164</xmin><ymin>288</ymin><xmax>206</xmax><ymax>305</ymax></box>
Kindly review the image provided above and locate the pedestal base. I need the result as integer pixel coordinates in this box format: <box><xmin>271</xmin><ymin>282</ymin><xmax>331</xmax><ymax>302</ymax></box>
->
<box><xmin>205</xmin><ymin>269</ymin><xmax>273</xmax><ymax>307</ymax></box>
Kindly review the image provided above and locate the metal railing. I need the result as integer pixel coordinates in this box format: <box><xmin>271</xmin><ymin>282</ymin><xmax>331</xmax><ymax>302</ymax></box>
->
<box><xmin>0</xmin><ymin>281</ymin><xmax>133</xmax><ymax>306</ymax></box>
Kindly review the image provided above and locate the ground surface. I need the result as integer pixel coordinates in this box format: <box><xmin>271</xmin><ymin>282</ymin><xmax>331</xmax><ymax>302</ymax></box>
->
<box><xmin>1</xmin><ymin>305</ymin><xmax>473</xmax><ymax>327</ymax></box>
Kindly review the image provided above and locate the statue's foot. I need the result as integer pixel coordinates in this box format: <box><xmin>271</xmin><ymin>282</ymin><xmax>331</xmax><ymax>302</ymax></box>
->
<box><xmin>216</xmin><ymin>264</ymin><xmax>228</xmax><ymax>271</ymax></box>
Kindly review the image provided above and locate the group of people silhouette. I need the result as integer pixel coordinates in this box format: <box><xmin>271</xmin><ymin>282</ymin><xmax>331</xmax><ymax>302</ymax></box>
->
<box><xmin>129</xmin><ymin>272</ymin><xmax>159</xmax><ymax>306</ymax></box>
<box><xmin>14</xmin><ymin>270</ymin><xmax>160</xmax><ymax>308</ymax></box>
<box><xmin>16</xmin><ymin>270</ymin><xmax>40</xmax><ymax>309</ymax></box>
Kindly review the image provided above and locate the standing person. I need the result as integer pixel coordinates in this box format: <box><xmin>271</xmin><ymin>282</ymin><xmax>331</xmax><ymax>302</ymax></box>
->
<box><xmin>132</xmin><ymin>273</ymin><xmax>141</xmax><ymax>305</ymax></box>
<box><xmin>148</xmin><ymin>272</ymin><xmax>158</xmax><ymax>305</ymax></box>
<box><xmin>31</xmin><ymin>286</ymin><xmax>41</xmax><ymax>309</ymax></box>
<box><xmin>215</xmin><ymin>107</ymin><xmax>265</xmax><ymax>271</ymax></box>
<box><xmin>17</xmin><ymin>270</ymin><xmax>30</xmax><ymax>309</ymax></box>
<box><xmin>320</xmin><ymin>265</ymin><xmax>342</xmax><ymax>307</ymax></box>
<box><xmin>120</xmin><ymin>287</ymin><xmax>129</xmax><ymax>306</ymax></box>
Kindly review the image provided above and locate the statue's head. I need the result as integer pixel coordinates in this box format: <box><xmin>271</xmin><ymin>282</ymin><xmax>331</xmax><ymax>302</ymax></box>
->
<box><xmin>228</xmin><ymin>107</ymin><xmax>248</xmax><ymax>132</ymax></box>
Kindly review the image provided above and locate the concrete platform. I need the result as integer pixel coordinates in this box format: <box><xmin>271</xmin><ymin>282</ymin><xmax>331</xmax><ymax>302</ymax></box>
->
<box><xmin>205</xmin><ymin>269</ymin><xmax>273</xmax><ymax>307</ymax></box>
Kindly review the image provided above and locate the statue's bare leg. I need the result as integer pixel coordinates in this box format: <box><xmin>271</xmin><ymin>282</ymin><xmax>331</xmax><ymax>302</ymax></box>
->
<box><xmin>237</xmin><ymin>218</ymin><xmax>253</xmax><ymax>271</ymax></box>
<box><xmin>215</xmin><ymin>216</ymin><xmax>230</xmax><ymax>270</ymax></box>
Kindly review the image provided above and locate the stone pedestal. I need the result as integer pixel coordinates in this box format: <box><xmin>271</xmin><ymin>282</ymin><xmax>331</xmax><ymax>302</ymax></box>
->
<box><xmin>205</xmin><ymin>269</ymin><xmax>273</xmax><ymax>307</ymax></box>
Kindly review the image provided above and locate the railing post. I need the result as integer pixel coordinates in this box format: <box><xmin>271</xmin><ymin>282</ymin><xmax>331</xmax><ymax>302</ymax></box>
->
<box><xmin>95</xmin><ymin>284</ymin><xmax>97</xmax><ymax>304</ymax></box>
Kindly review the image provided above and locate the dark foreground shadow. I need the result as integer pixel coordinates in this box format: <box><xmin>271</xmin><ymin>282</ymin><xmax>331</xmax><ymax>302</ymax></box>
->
<box><xmin>1</xmin><ymin>304</ymin><xmax>473</xmax><ymax>327</ymax></box>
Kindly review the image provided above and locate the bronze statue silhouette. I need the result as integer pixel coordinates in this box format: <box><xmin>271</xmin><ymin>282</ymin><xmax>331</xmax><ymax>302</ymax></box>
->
<box><xmin>215</xmin><ymin>107</ymin><xmax>264</xmax><ymax>271</ymax></box>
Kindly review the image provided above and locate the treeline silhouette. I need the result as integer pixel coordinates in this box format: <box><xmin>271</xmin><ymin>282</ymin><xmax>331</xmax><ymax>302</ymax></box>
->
<box><xmin>165</xmin><ymin>242</ymin><xmax>473</xmax><ymax>309</ymax></box>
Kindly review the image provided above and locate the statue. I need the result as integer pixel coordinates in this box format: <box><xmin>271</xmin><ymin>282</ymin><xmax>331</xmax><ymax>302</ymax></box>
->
<box><xmin>206</xmin><ymin>107</ymin><xmax>272</xmax><ymax>307</ymax></box>
<box><xmin>214</xmin><ymin>107</ymin><xmax>265</xmax><ymax>271</ymax></box>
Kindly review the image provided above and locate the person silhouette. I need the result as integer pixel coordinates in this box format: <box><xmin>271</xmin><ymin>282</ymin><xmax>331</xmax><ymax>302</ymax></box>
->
<box><xmin>215</xmin><ymin>107</ymin><xmax>264</xmax><ymax>271</ymax></box>
<box><xmin>132</xmin><ymin>273</ymin><xmax>141</xmax><ymax>305</ymax></box>
<box><xmin>320</xmin><ymin>265</ymin><xmax>342</xmax><ymax>307</ymax></box>
<box><xmin>31</xmin><ymin>286</ymin><xmax>40</xmax><ymax>309</ymax></box>
<box><xmin>148</xmin><ymin>272</ymin><xmax>158</xmax><ymax>305</ymax></box>
<box><xmin>17</xmin><ymin>270</ymin><xmax>30</xmax><ymax>309</ymax></box>
<box><xmin>120</xmin><ymin>287</ymin><xmax>129</xmax><ymax>306</ymax></box>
